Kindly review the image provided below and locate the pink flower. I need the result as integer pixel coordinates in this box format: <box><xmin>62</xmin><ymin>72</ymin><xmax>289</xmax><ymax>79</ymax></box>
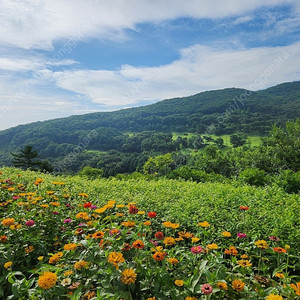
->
<box><xmin>25</xmin><ymin>220</ymin><xmax>35</xmax><ymax>227</ymax></box>
<box><xmin>52</xmin><ymin>211</ymin><xmax>59</xmax><ymax>215</ymax></box>
<box><xmin>237</xmin><ymin>232</ymin><xmax>246</xmax><ymax>238</ymax></box>
<box><xmin>201</xmin><ymin>283</ymin><xmax>213</xmax><ymax>295</ymax></box>
<box><xmin>150</xmin><ymin>239</ymin><xmax>158</xmax><ymax>246</ymax></box>
<box><xmin>13</xmin><ymin>196</ymin><xmax>20</xmax><ymax>200</ymax></box>
<box><xmin>269</xmin><ymin>235</ymin><xmax>280</xmax><ymax>242</ymax></box>
<box><xmin>191</xmin><ymin>246</ymin><xmax>203</xmax><ymax>254</ymax></box>
<box><xmin>90</xmin><ymin>205</ymin><xmax>97</xmax><ymax>210</ymax></box>
<box><xmin>63</xmin><ymin>218</ymin><xmax>72</xmax><ymax>223</ymax></box>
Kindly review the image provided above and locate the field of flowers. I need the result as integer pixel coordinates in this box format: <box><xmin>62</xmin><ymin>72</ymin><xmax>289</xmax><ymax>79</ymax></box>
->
<box><xmin>0</xmin><ymin>167</ymin><xmax>300</xmax><ymax>299</ymax></box>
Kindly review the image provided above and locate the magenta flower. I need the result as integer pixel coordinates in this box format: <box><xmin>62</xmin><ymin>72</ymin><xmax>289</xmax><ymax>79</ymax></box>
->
<box><xmin>201</xmin><ymin>283</ymin><xmax>213</xmax><ymax>295</ymax></box>
<box><xmin>63</xmin><ymin>218</ymin><xmax>72</xmax><ymax>223</ymax></box>
<box><xmin>78</xmin><ymin>223</ymin><xmax>87</xmax><ymax>227</ymax></box>
<box><xmin>191</xmin><ymin>246</ymin><xmax>203</xmax><ymax>254</ymax></box>
<box><xmin>13</xmin><ymin>196</ymin><xmax>20</xmax><ymax>200</ymax></box>
<box><xmin>90</xmin><ymin>205</ymin><xmax>97</xmax><ymax>210</ymax></box>
<box><xmin>25</xmin><ymin>220</ymin><xmax>35</xmax><ymax>227</ymax></box>
<box><xmin>237</xmin><ymin>232</ymin><xmax>246</xmax><ymax>238</ymax></box>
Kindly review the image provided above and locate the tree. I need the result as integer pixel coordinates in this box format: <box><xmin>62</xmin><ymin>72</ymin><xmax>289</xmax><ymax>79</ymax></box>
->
<box><xmin>143</xmin><ymin>153</ymin><xmax>174</xmax><ymax>175</ymax></box>
<box><xmin>11</xmin><ymin>145</ymin><xmax>41</xmax><ymax>170</ymax></box>
<box><xmin>230</xmin><ymin>134</ymin><xmax>246</xmax><ymax>148</ymax></box>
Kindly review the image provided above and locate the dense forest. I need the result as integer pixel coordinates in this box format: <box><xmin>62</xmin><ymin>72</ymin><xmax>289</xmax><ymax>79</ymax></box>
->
<box><xmin>0</xmin><ymin>81</ymin><xmax>300</xmax><ymax>181</ymax></box>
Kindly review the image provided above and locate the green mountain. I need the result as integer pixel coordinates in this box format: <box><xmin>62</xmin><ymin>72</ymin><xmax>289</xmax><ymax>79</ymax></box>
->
<box><xmin>0</xmin><ymin>81</ymin><xmax>300</xmax><ymax>170</ymax></box>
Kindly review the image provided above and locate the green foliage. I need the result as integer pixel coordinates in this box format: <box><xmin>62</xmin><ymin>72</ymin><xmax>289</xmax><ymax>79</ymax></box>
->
<box><xmin>78</xmin><ymin>166</ymin><xmax>103</xmax><ymax>179</ymax></box>
<box><xmin>238</xmin><ymin>168</ymin><xmax>267</xmax><ymax>186</ymax></box>
<box><xmin>143</xmin><ymin>153</ymin><xmax>174</xmax><ymax>175</ymax></box>
<box><xmin>230</xmin><ymin>134</ymin><xmax>246</xmax><ymax>148</ymax></box>
<box><xmin>275</xmin><ymin>170</ymin><xmax>300</xmax><ymax>194</ymax></box>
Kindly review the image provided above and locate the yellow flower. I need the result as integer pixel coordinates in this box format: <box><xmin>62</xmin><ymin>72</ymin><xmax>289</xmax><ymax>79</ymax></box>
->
<box><xmin>121</xmin><ymin>221</ymin><xmax>135</xmax><ymax>227</ymax></box>
<box><xmin>198</xmin><ymin>221</ymin><xmax>210</xmax><ymax>228</ymax></box>
<box><xmin>237</xmin><ymin>259</ymin><xmax>252</xmax><ymax>267</ymax></box>
<box><xmin>1</xmin><ymin>218</ymin><xmax>15</xmax><ymax>226</ymax></box>
<box><xmin>216</xmin><ymin>281</ymin><xmax>228</xmax><ymax>290</ymax></box>
<box><xmin>167</xmin><ymin>258</ymin><xmax>179</xmax><ymax>265</ymax></box>
<box><xmin>107</xmin><ymin>252</ymin><xmax>125</xmax><ymax>269</ymax></box>
<box><xmin>163</xmin><ymin>221</ymin><xmax>172</xmax><ymax>228</ymax></box>
<box><xmin>74</xmin><ymin>260</ymin><xmax>89</xmax><ymax>270</ymax></box>
<box><xmin>232</xmin><ymin>280</ymin><xmax>245</xmax><ymax>292</ymax></box>
<box><xmin>170</xmin><ymin>223</ymin><xmax>180</xmax><ymax>229</ymax></box>
<box><xmin>285</xmin><ymin>245</ymin><xmax>290</xmax><ymax>251</ymax></box>
<box><xmin>78</xmin><ymin>193</ymin><xmax>89</xmax><ymax>198</ymax></box>
<box><xmin>50</xmin><ymin>202</ymin><xmax>60</xmax><ymax>207</ymax></box>
<box><xmin>185</xmin><ymin>297</ymin><xmax>198</xmax><ymax>300</ymax></box>
<box><xmin>137</xmin><ymin>211</ymin><xmax>145</xmax><ymax>214</ymax></box>
<box><xmin>121</xmin><ymin>268</ymin><xmax>137</xmax><ymax>285</ymax></box>
<box><xmin>241</xmin><ymin>254</ymin><xmax>249</xmax><ymax>259</ymax></box>
<box><xmin>40</xmin><ymin>204</ymin><xmax>49</xmax><ymax>208</ymax></box>
<box><xmin>290</xmin><ymin>282</ymin><xmax>300</xmax><ymax>296</ymax></box>
<box><xmin>95</xmin><ymin>207</ymin><xmax>107</xmax><ymax>214</ymax></box>
<box><xmin>25</xmin><ymin>246</ymin><xmax>34</xmax><ymax>253</ymax></box>
<box><xmin>64</xmin><ymin>270</ymin><xmax>73</xmax><ymax>277</ymax></box>
<box><xmin>116</xmin><ymin>204</ymin><xmax>125</xmax><ymax>208</ymax></box>
<box><xmin>63</xmin><ymin>243</ymin><xmax>77</xmax><ymax>251</ymax></box>
<box><xmin>147</xmin><ymin>297</ymin><xmax>156</xmax><ymax>300</ymax></box>
<box><xmin>274</xmin><ymin>273</ymin><xmax>285</xmax><ymax>279</ymax></box>
<box><xmin>4</xmin><ymin>261</ymin><xmax>12</xmax><ymax>269</ymax></box>
<box><xmin>38</xmin><ymin>256</ymin><xmax>44</xmax><ymax>261</ymax></box>
<box><xmin>191</xmin><ymin>237</ymin><xmax>200</xmax><ymax>243</ymax></box>
<box><xmin>254</xmin><ymin>240</ymin><xmax>269</xmax><ymax>249</ymax></box>
<box><xmin>49</xmin><ymin>252</ymin><xmax>63</xmax><ymax>264</ymax></box>
<box><xmin>222</xmin><ymin>231</ymin><xmax>231</xmax><ymax>237</ymax></box>
<box><xmin>207</xmin><ymin>243</ymin><xmax>218</xmax><ymax>250</ymax></box>
<box><xmin>144</xmin><ymin>221</ymin><xmax>151</xmax><ymax>226</ymax></box>
<box><xmin>75</xmin><ymin>212</ymin><xmax>90</xmax><ymax>220</ymax></box>
<box><xmin>266</xmin><ymin>294</ymin><xmax>283</xmax><ymax>300</ymax></box>
<box><xmin>174</xmin><ymin>279</ymin><xmax>184</xmax><ymax>287</ymax></box>
<box><xmin>163</xmin><ymin>237</ymin><xmax>176</xmax><ymax>246</ymax></box>
<box><xmin>37</xmin><ymin>272</ymin><xmax>57</xmax><ymax>289</ymax></box>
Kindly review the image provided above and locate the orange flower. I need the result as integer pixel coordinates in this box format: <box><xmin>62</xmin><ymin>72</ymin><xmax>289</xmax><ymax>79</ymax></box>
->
<box><xmin>164</xmin><ymin>237</ymin><xmax>176</xmax><ymax>246</ymax></box>
<box><xmin>216</xmin><ymin>281</ymin><xmax>228</xmax><ymax>290</ymax></box>
<box><xmin>232</xmin><ymin>279</ymin><xmax>245</xmax><ymax>292</ymax></box>
<box><xmin>0</xmin><ymin>235</ymin><xmax>8</xmax><ymax>242</ymax></box>
<box><xmin>37</xmin><ymin>272</ymin><xmax>57</xmax><ymax>289</ymax></box>
<box><xmin>25</xmin><ymin>246</ymin><xmax>34</xmax><ymax>253</ymax></box>
<box><xmin>107</xmin><ymin>252</ymin><xmax>125</xmax><ymax>269</ymax></box>
<box><xmin>121</xmin><ymin>221</ymin><xmax>135</xmax><ymax>227</ymax></box>
<box><xmin>93</xmin><ymin>231</ymin><xmax>104</xmax><ymax>239</ymax></box>
<box><xmin>74</xmin><ymin>260</ymin><xmax>89</xmax><ymax>270</ymax></box>
<box><xmin>1</xmin><ymin>218</ymin><xmax>15</xmax><ymax>226</ymax></box>
<box><xmin>75</xmin><ymin>212</ymin><xmax>90</xmax><ymax>220</ymax></box>
<box><xmin>198</xmin><ymin>221</ymin><xmax>210</xmax><ymax>228</ymax></box>
<box><xmin>224</xmin><ymin>246</ymin><xmax>238</xmax><ymax>256</ymax></box>
<box><xmin>49</xmin><ymin>252</ymin><xmax>63</xmax><ymax>264</ymax></box>
<box><xmin>132</xmin><ymin>240</ymin><xmax>145</xmax><ymax>249</ymax></box>
<box><xmin>290</xmin><ymin>282</ymin><xmax>300</xmax><ymax>296</ymax></box>
<box><xmin>273</xmin><ymin>247</ymin><xmax>287</xmax><ymax>253</ymax></box>
<box><xmin>222</xmin><ymin>231</ymin><xmax>231</xmax><ymax>237</ymax></box>
<box><xmin>121</xmin><ymin>268</ymin><xmax>137</xmax><ymax>285</ymax></box>
<box><xmin>167</xmin><ymin>258</ymin><xmax>179</xmax><ymax>265</ymax></box>
<box><xmin>63</xmin><ymin>243</ymin><xmax>77</xmax><ymax>251</ymax></box>
<box><xmin>206</xmin><ymin>243</ymin><xmax>218</xmax><ymax>250</ymax></box>
<box><xmin>152</xmin><ymin>251</ymin><xmax>167</xmax><ymax>261</ymax></box>
<box><xmin>174</xmin><ymin>280</ymin><xmax>184</xmax><ymax>287</ymax></box>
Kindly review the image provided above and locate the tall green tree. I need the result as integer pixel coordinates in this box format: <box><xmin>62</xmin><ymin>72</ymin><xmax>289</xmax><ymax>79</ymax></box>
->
<box><xmin>11</xmin><ymin>145</ymin><xmax>41</xmax><ymax>170</ymax></box>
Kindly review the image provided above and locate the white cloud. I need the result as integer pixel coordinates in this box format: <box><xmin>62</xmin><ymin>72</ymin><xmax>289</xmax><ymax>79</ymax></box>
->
<box><xmin>49</xmin><ymin>42</ymin><xmax>300</xmax><ymax>106</ymax></box>
<box><xmin>0</xmin><ymin>0</ymin><xmax>299</xmax><ymax>49</ymax></box>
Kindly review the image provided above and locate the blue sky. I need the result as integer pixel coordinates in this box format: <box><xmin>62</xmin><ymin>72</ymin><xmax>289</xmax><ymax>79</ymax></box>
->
<box><xmin>0</xmin><ymin>0</ymin><xmax>300</xmax><ymax>130</ymax></box>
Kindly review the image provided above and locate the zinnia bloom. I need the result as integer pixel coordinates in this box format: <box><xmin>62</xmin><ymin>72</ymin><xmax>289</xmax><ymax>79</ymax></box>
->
<box><xmin>75</xmin><ymin>212</ymin><xmax>90</xmax><ymax>220</ymax></box>
<box><xmin>237</xmin><ymin>259</ymin><xmax>252</xmax><ymax>267</ymax></box>
<box><xmin>4</xmin><ymin>261</ymin><xmax>12</xmax><ymax>269</ymax></box>
<box><xmin>201</xmin><ymin>283</ymin><xmax>213</xmax><ymax>295</ymax></box>
<box><xmin>121</xmin><ymin>268</ymin><xmax>137</xmax><ymax>285</ymax></box>
<box><xmin>198</xmin><ymin>221</ymin><xmax>210</xmax><ymax>227</ymax></box>
<box><xmin>168</xmin><ymin>257</ymin><xmax>179</xmax><ymax>265</ymax></box>
<box><xmin>148</xmin><ymin>211</ymin><xmax>157</xmax><ymax>218</ymax></box>
<box><xmin>1</xmin><ymin>218</ymin><xmax>15</xmax><ymax>226</ymax></box>
<box><xmin>132</xmin><ymin>239</ymin><xmax>145</xmax><ymax>249</ymax></box>
<box><xmin>224</xmin><ymin>246</ymin><xmax>238</xmax><ymax>256</ymax></box>
<box><xmin>129</xmin><ymin>205</ymin><xmax>138</xmax><ymax>214</ymax></box>
<box><xmin>185</xmin><ymin>297</ymin><xmax>198</xmax><ymax>300</ymax></box>
<box><xmin>144</xmin><ymin>221</ymin><xmax>151</xmax><ymax>226</ymax></box>
<box><xmin>222</xmin><ymin>231</ymin><xmax>231</xmax><ymax>237</ymax></box>
<box><xmin>61</xmin><ymin>278</ymin><xmax>72</xmax><ymax>286</ymax></box>
<box><xmin>163</xmin><ymin>237</ymin><xmax>176</xmax><ymax>246</ymax></box>
<box><xmin>266</xmin><ymin>295</ymin><xmax>283</xmax><ymax>300</ymax></box>
<box><xmin>174</xmin><ymin>280</ymin><xmax>184</xmax><ymax>287</ymax></box>
<box><xmin>154</xmin><ymin>231</ymin><xmax>164</xmax><ymax>240</ymax></box>
<box><xmin>255</xmin><ymin>240</ymin><xmax>269</xmax><ymax>249</ymax></box>
<box><xmin>25</xmin><ymin>220</ymin><xmax>35</xmax><ymax>227</ymax></box>
<box><xmin>274</xmin><ymin>273</ymin><xmax>285</xmax><ymax>279</ymax></box>
<box><xmin>239</xmin><ymin>206</ymin><xmax>249</xmax><ymax>210</ymax></box>
<box><xmin>83</xmin><ymin>202</ymin><xmax>92</xmax><ymax>208</ymax></box>
<box><xmin>63</xmin><ymin>243</ymin><xmax>77</xmax><ymax>251</ymax></box>
<box><xmin>269</xmin><ymin>235</ymin><xmax>280</xmax><ymax>242</ymax></box>
<box><xmin>49</xmin><ymin>252</ymin><xmax>63</xmax><ymax>264</ymax></box>
<box><xmin>63</xmin><ymin>218</ymin><xmax>72</xmax><ymax>223</ymax></box>
<box><xmin>206</xmin><ymin>243</ymin><xmax>218</xmax><ymax>250</ymax></box>
<box><xmin>290</xmin><ymin>282</ymin><xmax>300</xmax><ymax>296</ymax></box>
<box><xmin>216</xmin><ymin>281</ymin><xmax>228</xmax><ymax>290</ymax></box>
<box><xmin>152</xmin><ymin>251</ymin><xmax>167</xmax><ymax>261</ymax></box>
<box><xmin>273</xmin><ymin>247</ymin><xmax>287</xmax><ymax>253</ymax></box>
<box><xmin>237</xmin><ymin>232</ymin><xmax>246</xmax><ymax>238</ymax></box>
<box><xmin>232</xmin><ymin>280</ymin><xmax>245</xmax><ymax>292</ymax></box>
<box><xmin>191</xmin><ymin>246</ymin><xmax>203</xmax><ymax>254</ymax></box>
<box><xmin>93</xmin><ymin>231</ymin><xmax>104</xmax><ymax>239</ymax></box>
<box><xmin>107</xmin><ymin>252</ymin><xmax>125</xmax><ymax>269</ymax></box>
<box><xmin>121</xmin><ymin>221</ymin><xmax>135</xmax><ymax>227</ymax></box>
<box><xmin>37</xmin><ymin>272</ymin><xmax>57</xmax><ymax>289</ymax></box>
<box><xmin>0</xmin><ymin>235</ymin><xmax>8</xmax><ymax>242</ymax></box>
<box><xmin>74</xmin><ymin>260</ymin><xmax>89</xmax><ymax>270</ymax></box>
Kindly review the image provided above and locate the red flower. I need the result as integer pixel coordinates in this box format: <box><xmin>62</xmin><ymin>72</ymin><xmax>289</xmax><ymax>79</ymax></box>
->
<box><xmin>154</xmin><ymin>231</ymin><xmax>164</xmax><ymax>240</ymax></box>
<box><xmin>239</xmin><ymin>206</ymin><xmax>249</xmax><ymax>210</ymax></box>
<box><xmin>148</xmin><ymin>211</ymin><xmax>157</xmax><ymax>218</ymax></box>
<box><xmin>129</xmin><ymin>205</ymin><xmax>138</xmax><ymax>214</ymax></box>
<box><xmin>83</xmin><ymin>202</ymin><xmax>92</xmax><ymax>208</ymax></box>
<box><xmin>273</xmin><ymin>247</ymin><xmax>287</xmax><ymax>253</ymax></box>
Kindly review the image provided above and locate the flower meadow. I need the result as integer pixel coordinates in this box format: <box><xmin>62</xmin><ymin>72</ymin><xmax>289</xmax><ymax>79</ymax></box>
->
<box><xmin>0</xmin><ymin>168</ymin><xmax>300</xmax><ymax>299</ymax></box>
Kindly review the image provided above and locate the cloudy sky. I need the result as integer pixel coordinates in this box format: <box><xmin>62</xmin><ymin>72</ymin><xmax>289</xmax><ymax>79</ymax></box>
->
<box><xmin>0</xmin><ymin>0</ymin><xmax>300</xmax><ymax>130</ymax></box>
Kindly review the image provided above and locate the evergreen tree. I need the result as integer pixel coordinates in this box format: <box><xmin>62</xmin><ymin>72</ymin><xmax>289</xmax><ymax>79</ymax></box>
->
<box><xmin>11</xmin><ymin>145</ymin><xmax>41</xmax><ymax>170</ymax></box>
